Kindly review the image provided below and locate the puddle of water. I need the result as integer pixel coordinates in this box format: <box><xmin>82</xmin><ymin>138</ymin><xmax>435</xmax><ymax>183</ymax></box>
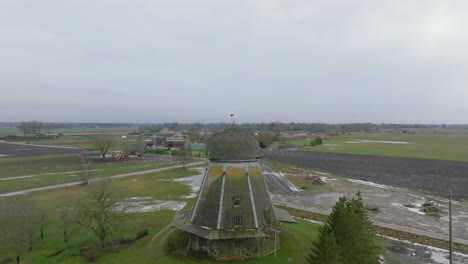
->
<box><xmin>0</xmin><ymin>154</ymin><xmax>10</xmax><ymax>157</ymax></box>
<box><xmin>116</xmin><ymin>197</ymin><xmax>187</xmax><ymax>213</ymax></box>
<box><xmin>346</xmin><ymin>139</ymin><xmax>410</xmax><ymax>144</ymax></box>
<box><xmin>320</xmin><ymin>176</ymin><xmax>337</xmax><ymax>183</ymax></box>
<box><xmin>173</xmin><ymin>168</ymin><xmax>205</xmax><ymax>198</ymax></box>
<box><xmin>276</xmin><ymin>172</ymin><xmax>301</xmax><ymax>192</ymax></box>
<box><xmin>347</xmin><ymin>179</ymin><xmax>398</xmax><ymax>190</ymax></box>
<box><xmin>382</xmin><ymin>236</ymin><xmax>468</xmax><ymax>264</ymax></box>
<box><xmin>391</xmin><ymin>202</ymin><xmax>426</xmax><ymax>215</ymax></box>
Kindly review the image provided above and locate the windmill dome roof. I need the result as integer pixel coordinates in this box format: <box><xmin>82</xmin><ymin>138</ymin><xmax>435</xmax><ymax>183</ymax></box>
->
<box><xmin>207</xmin><ymin>125</ymin><xmax>263</xmax><ymax>161</ymax></box>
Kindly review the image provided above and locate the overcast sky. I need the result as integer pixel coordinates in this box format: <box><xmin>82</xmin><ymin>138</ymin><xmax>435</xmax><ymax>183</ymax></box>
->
<box><xmin>1</xmin><ymin>1</ymin><xmax>467</xmax><ymax>124</ymax></box>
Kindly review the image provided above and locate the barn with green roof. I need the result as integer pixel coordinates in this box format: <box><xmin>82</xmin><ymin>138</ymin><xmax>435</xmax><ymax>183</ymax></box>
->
<box><xmin>172</xmin><ymin>125</ymin><xmax>295</xmax><ymax>260</ymax></box>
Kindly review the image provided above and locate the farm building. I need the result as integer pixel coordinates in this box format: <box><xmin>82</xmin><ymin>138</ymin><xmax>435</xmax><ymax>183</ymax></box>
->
<box><xmin>172</xmin><ymin>125</ymin><xmax>295</xmax><ymax>260</ymax></box>
<box><xmin>166</xmin><ymin>133</ymin><xmax>187</xmax><ymax>149</ymax></box>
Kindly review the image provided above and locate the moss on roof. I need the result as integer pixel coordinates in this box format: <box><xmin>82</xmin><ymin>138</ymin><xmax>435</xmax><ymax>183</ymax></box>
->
<box><xmin>207</xmin><ymin>125</ymin><xmax>263</xmax><ymax>161</ymax></box>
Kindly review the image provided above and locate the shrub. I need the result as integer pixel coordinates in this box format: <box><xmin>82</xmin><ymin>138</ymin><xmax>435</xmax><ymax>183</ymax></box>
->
<box><xmin>310</xmin><ymin>137</ymin><xmax>323</xmax><ymax>146</ymax></box>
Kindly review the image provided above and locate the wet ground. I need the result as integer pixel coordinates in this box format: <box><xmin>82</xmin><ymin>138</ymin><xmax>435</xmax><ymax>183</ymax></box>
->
<box><xmin>176</xmin><ymin>165</ymin><xmax>468</xmax><ymax>263</ymax></box>
<box><xmin>270</xmin><ymin>169</ymin><xmax>468</xmax><ymax>243</ymax></box>
<box><xmin>258</xmin><ymin>164</ymin><xmax>468</xmax><ymax>264</ymax></box>
<box><xmin>265</xmin><ymin>150</ymin><xmax>468</xmax><ymax>197</ymax></box>
<box><xmin>0</xmin><ymin>141</ymin><xmax>76</xmax><ymax>158</ymax></box>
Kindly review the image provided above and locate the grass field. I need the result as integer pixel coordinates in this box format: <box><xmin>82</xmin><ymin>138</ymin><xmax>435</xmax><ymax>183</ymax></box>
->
<box><xmin>0</xmin><ymin>127</ymin><xmax>136</xmax><ymax>136</ymax></box>
<box><xmin>0</xmin><ymin>154</ymin><xmax>174</xmax><ymax>193</ymax></box>
<box><xmin>0</xmin><ymin>168</ymin><xmax>320</xmax><ymax>264</ymax></box>
<box><xmin>2</xmin><ymin>135</ymin><xmax>135</xmax><ymax>150</ymax></box>
<box><xmin>289</xmin><ymin>133</ymin><xmax>468</xmax><ymax>162</ymax></box>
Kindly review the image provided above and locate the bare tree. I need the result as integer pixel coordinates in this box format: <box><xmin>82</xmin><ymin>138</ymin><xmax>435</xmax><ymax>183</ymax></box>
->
<box><xmin>74</xmin><ymin>181</ymin><xmax>128</xmax><ymax>248</ymax></box>
<box><xmin>17</xmin><ymin>120</ymin><xmax>43</xmax><ymax>143</ymax></box>
<box><xmin>122</xmin><ymin>135</ymin><xmax>145</xmax><ymax>156</ymax></box>
<box><xmin>93</xmin><ymin>134</ymin><xmax>115</xmax><ymax>159</ymax></box>
<box><xmin>79</xmin><ymin>150</ymin><xmax>93</xmax><ymax>186</ymax></box>
<box><xmin>39</xmin><ymin>210</ymin><xmax>46</xmax><ymax>239</ymax></box>
<box><xmin>256</xmin><ymin>132</ymin><xmax>274</xmax><ymax>148</ymax></box>
<box><xmin>57</xmin><ymin>207</ymin><xmax>72</xmax><ymax>243</ymax></box>
<box><xmin>176</xmin><ymin>143</ymin><xmax>192</xmax><ymax>169</ymax></box>
<box><xmin>0</xmin><ymin>198</ymin><xmax>38</xmax><ymax>264</ymax></box>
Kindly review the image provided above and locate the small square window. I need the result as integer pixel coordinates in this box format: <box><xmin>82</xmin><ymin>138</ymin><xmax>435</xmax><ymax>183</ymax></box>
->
<box><xmin>233</xmin><ymin>197</ymin><xmax>241</xmax><ymax>206</ymax></box>
<box><xmin>234</xmin><ymin>240</ymin><xmax>241</xmax><ymax>249</ymax></box>
<box><xmin>234</xmin><ymin>216</ymin><xmax>242</xmax><ymax>225</ymax></box>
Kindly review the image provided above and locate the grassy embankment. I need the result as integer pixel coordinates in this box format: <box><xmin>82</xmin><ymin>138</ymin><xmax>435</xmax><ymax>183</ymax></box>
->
<box><xmin>288</xmin><ymin>133</ymin><xmax>468</xmax><ymax>162</ymax></box>
<box><xmin>0</xmin><ymin>168</ymin><xmax>320</xmax><ymax>264</ymax></box>
<box><xmin>0</xmin><ymin>154</ymin><xmax>174</xmax><ymax>193</ymax></box>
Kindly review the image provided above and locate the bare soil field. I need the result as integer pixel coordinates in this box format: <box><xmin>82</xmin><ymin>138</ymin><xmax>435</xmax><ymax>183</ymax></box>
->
<box><xmin>0</xmin><ymin>141</ymin><xmax>76</xmax><ymax>158</ymax></box>
<box><xmin>265</xmin><ymin>150</ymin><xmax>468</xmax><ymax>197</ymax></box>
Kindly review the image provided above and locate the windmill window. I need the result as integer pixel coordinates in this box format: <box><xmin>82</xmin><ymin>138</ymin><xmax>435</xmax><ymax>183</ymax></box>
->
<box><xmin>233</xmin><ymin>197</ymin><xmax>241</xmax><ymax>206</ymax></box>
<box><xmin>234</xmin><ymin>240</ymin><xmax>241</xmax><ymax>249</ymax></box>
<box><xmin>234</xmin><ymin>216</ymin><xmax>242</xmax><ymax>225</ymax></box>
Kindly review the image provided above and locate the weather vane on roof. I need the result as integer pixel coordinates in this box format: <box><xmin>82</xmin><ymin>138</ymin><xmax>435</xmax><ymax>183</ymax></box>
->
<box><xmin>230</xmin><ymin>114</ymin><xmax>235</xmax><ymax>124</ymax></box>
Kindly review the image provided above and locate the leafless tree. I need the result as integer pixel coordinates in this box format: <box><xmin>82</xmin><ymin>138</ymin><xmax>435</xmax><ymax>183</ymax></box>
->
<box><xmin>79</xmin><ymin>150</ymin><xmax>93</xmax><ymax>186</ymax></box>
<box><xmin>17</xmin><ymin>120</ymin><xmax>43</xmax><ymax>143</ymax></box>
<box><xmin>176</xmin><ymin>143</ymin><xmax>192</xmax><ymax>169</ymax></box>
<box><xmin>57</xmin><ymin>207</ymin><xmax>72</xmax><ymax>243</ymax></box>
<box><xmin>122</xmin><ymin>135</ymin><xmax>145</xmax><ymax>156</ymax></box>
<box><xmin>0</xmin><ymin>197</ymin><xmax>38</xmax><ymax>264</ymax></box>
<box><xmin>93</xmin><ymin>134</ymin><xmax>115</xmax><ymax>159</ymax></box>
<box><xmin>74</xmin><ymin>181</ymin><xmax>129</xmax><ymax>248</ymax></box>
<box><xmin>39</xmin><ymin>210</ymin><xmax>46</xmax><ymax>239</ymax></box>
<box><xmin>256</xmin><ymin>132</ymin><xmax>274</xmax><ymax>148</ymax></box>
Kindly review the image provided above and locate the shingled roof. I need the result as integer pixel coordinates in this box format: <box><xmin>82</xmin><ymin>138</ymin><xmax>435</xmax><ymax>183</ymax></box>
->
<box><xmin>206</xmin><ymin>125</ymin><xmax>263</xmax><ymax>161</ymax></box>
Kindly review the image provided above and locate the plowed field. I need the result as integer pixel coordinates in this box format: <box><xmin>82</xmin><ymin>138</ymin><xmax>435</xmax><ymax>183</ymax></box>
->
<box><xmin>265</xmin><ymin>150</ymin><xmax>468</xmax><ymax>197</ymax></box>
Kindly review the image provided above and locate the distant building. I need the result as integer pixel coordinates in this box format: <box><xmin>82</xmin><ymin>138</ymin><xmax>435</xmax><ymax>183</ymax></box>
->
<box><xmin>189</xmin><ymin>143</ymin><xmax>206</xmax><ymax>152</ymax></box>
<box><xmin>172</xmin><ymin>125</ymin><xmax>295</xmax><ymax>260</ymax></box>
<box><xmin>166</xmin><ymin>133</ymin><xmax>187</xmax><ymax>149</ymax></box>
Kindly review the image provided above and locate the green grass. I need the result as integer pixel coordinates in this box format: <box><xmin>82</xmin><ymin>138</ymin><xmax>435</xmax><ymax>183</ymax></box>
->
<box><xmin>159</xmin><ymin>219</ymin><xmax>320</xmax><ymax>264</ymax></box>
<box><xmin>0</xmin><ymin>168</ymin><xmax>320</xmax><ymax>264</ymax></box>
<box><xmin>288</xmin><ymin>133</ymin><xmax>468</xmax><ymax>162</ymax></box>
<box><xmin>0</xmin><ymin>154</ymin><xmax>175</xmax><ymax>193</ymax></box>
<box><xmin>0</xmin><ymin>168</ymin><xmax>198</xmax><ymax>263</ymax></box>
<box><xmin>191</xmin><ymin>150</ymin><xmax>205</xmax><ymax>158</ymax></box>
<box><xmin>2</xmin><ymin>135</ymin><xmax>144</xmax><ymax>150</ymax></box>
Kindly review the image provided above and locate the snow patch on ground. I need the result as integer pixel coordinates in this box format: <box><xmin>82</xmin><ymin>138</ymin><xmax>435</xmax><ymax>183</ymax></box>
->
<box><xmin>346</xmin><ymin>139</ymin><xmax>410</xmax><ymax>144</ymax></box>
<box><xmin>296</xmin><ymin>217</ymin><xmax>323</xmax><ymax>225</ymax></box>
<box><xmin>391</xmin><ymin>202</ymin><xmax>426</xmax><ymax>215</ymax></box>
<box><xmin>347</xmin><ymin>179</ymin><xmax>397</xmax><ymax>190</ymax></box>
<box><xmin>315</xmin><ymin>171</ymin><xmax>331</xmax><ymax>176</ymax></box>
<box><xmin>382</xmin><ymin>235</ymin><xmax>468</xmax><ymax>263</ymax></box>
<box><xmin>116</xmin><ymin>197</ymin><xmax>186</xmax><ymax>213</ymax></box>
<box><xmin>277</xmin><ymin>172</ymin><xmax>301</xmax><ymax>192</ymax></box>
<box><xmin>173</xmin><ymin>168</ymin><xmax>204</xmax><ymax>198</ymax></box>
<box><xmin>319</xmin><ymin>176</ymin><xmax>337</xmax><ymax>182</ymax></box>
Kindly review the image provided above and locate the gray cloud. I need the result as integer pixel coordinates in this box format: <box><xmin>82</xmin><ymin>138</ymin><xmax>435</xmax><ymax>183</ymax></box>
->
<box><xmin>1</xmin><ymin>0</ymin><xmax>467</xmax><ymax>123</ymax></box>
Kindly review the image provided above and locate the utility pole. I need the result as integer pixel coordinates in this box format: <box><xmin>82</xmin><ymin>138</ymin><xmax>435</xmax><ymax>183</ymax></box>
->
<box><xmin>449</xmin><ymin>190</ymin><xmax>453</xmax><ymax>264</ymax></box>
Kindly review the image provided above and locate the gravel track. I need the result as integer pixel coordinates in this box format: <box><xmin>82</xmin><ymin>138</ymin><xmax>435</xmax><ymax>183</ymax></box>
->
<box><xmin>265</xmin><ymin>150</ymin><xmax>468</xmax><ymax>197</ymax></box>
